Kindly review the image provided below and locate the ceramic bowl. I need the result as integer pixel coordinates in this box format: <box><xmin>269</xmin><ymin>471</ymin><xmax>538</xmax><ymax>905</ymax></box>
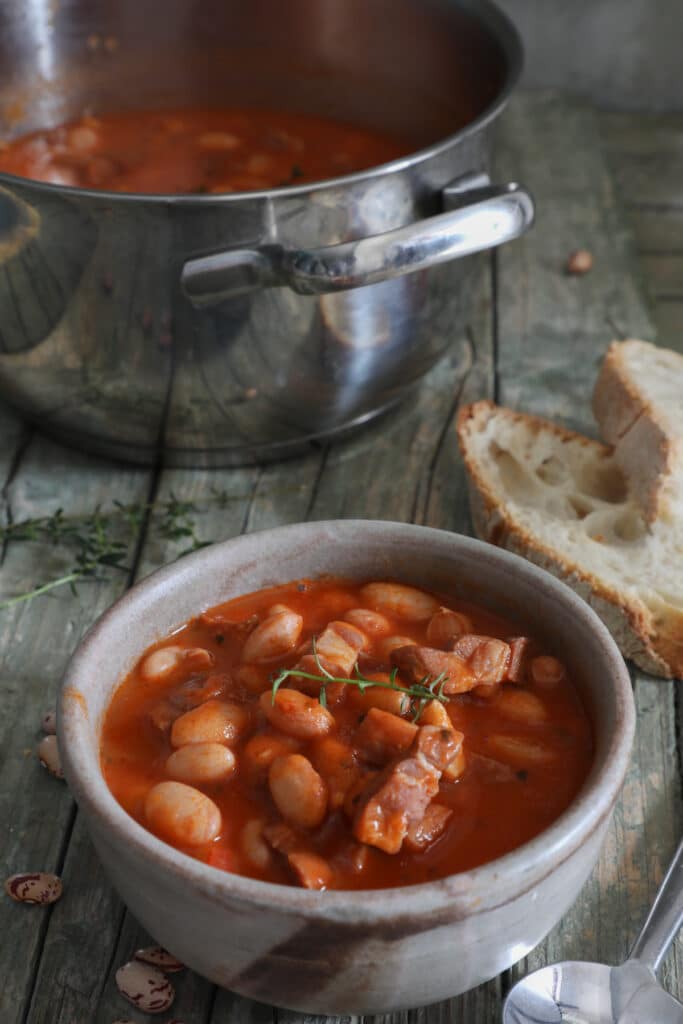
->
<box><xmin>59</xmin><ymin>520</ymin><xmax>635</xmax><ymax>1014</ymax></box>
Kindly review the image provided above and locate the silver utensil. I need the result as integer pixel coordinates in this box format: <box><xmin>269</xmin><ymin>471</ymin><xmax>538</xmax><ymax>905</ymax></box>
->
<box><xmin>503</xmin><ymin>837</ymin><xmax>683</xmax><ymax>1023</ymax></box>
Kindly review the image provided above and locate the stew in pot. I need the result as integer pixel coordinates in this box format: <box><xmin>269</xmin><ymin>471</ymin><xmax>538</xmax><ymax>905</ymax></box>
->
<box><xmin>0</xmin><ymin>108</ymin><xmax>408</xmax><ymax>193</ymax></box>
<box><xmin>101</xmin><ymin>577</ymin><xmax>593</xmax><ymax>891</ymax></box>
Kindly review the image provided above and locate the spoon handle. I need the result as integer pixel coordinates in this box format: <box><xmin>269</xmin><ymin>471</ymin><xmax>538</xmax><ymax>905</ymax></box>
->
<box><xmin>629</xmin><ymin>836</ymin><xmax>683</xmax><ymax>971</ymax></box>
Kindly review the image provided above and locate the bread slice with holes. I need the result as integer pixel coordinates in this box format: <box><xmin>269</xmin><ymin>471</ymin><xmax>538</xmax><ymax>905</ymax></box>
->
<box><xmin>456</xmin><ymin>400</ymin><xmax>683</xmax><ymax>679</ymax></box>
<box><xmin>593</xmin><ymin>338</ymin><xmax>683</xmax><ymax>524</ymax></box>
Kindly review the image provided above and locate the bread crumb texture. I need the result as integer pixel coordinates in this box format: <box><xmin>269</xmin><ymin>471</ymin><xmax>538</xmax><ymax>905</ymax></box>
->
<box><xmin>457</xmin><ymin>399</ymin><xmax>683</xmax><ymax>679</ymax></box>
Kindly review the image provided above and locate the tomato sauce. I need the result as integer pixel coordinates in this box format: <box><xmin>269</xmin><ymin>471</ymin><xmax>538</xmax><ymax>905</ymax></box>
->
<box><xmin>0</xmin><ymin>108</ymin><xmax>409</xmax><ymax>193</ymax></box>
<box><xmin>101</xmin><ymin>578</ymin><xmax>593</xmax><ymax>891</ymax></box>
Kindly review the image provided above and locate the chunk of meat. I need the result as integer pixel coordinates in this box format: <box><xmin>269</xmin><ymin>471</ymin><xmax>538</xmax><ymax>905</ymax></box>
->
<box><xmin>449</xmin><ymin>635</ymin><xmax>512</xmax><ymax>685</ymax></box>
<box><xmin>392</xmin><ymin>635</ymin><xmax>511</xmax><ymax>694</ymax></box>
<box><xmin>352</xmin><ymin>756</ymin><xmax>440</xmax><ymax>854</ymax></box>
<box><xmin>168</xmin><ymin>672</ymin><xmax>226</xmax><ymax>710</ymax></box>
<box><xmin>426</xmin><ymin>608</ymin><xmax>472</xmax><ymax>648</ymax></box>
<box><xmin>391</xmin><ymin>645</ymin><xmax>474</xmax><ymax>693</ymax></box>
<box><xmin>302</xmin><ymin>620</ymin><xmax>365</xmax><ymax>677</ymax></box>
<box><xmin>355</xmin><ymin>708</ymin><xmax>418</xmax><ymax>765</ymax></box>
<box><xmin>404</xmin><ymin>803</ymin><xmax>452</xmax><ymax>852</ymax></box>
<box><xmin>288</xmin><ymin>851</ymin><xmax>333</xmax><ymax>890</ymax></box>
<box><xmin>261</xmin><ymin>821</ymin><xmax>334</xmax><ymax>890</ymax></box>
<box><xmin>506</xmin><ymin>637</ymin><xmax>532</xmax><ymax>683</ymax></box>
<box><xmin>412</xmin><ymin>724</ymin><xmax>464</xmax><ymax>775</ymax></box>
<box><xmin>199</xmin><ymin>610</ymin><xmax>260</xmax><ymax>639</ymax></box>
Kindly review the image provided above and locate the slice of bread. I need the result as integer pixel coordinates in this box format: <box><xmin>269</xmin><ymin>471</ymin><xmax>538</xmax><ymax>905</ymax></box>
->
<box><xmin>593</xmin><ymin>339</ymin><xmax>683</xmax><ymax>524</ymax></box>
<box><xmin>456</xmin><ymin>400</ymin><xmax>683</xmax><ymax>679</ymax></box>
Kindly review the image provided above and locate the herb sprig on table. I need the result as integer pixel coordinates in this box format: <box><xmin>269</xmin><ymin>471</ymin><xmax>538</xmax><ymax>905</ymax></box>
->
<box><xmin>271</xmin><ymin>638</ymin><xmax>449</xmax><ymax>719</ymax></box>
<box><xmin>0</xmin><ymin>488</ymin><xmax>250</xmax><ymax>610</ymax></box>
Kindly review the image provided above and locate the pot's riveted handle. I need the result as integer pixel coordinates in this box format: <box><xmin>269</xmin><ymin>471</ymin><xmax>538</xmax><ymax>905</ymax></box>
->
<box><xmin>181</xmin><ymin>176</ymin><xmax>534</xmax><ymax>306</ymax></box>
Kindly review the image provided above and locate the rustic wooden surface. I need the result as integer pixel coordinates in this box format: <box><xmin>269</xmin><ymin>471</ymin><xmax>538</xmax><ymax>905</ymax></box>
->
<box><xmin>1</xmin><ymin>93</ymin><xmax>682</xmax><ymax>1023</ymax></box>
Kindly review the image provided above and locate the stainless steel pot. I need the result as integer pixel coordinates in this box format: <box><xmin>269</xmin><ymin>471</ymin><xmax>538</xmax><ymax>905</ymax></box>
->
<box><xmin>0</xmin><ymin>0</ymin><xmax>532</xmax><ymax>466</ymax></box>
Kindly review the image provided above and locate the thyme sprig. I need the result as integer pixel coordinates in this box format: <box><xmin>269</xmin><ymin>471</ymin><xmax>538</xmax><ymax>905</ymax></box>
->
<box><xmin>0</xmin><ymin>488</ymin><xmax>253</xmax><ymax>610</ymax></box>
<box><xmin>271</xmin><ymin>637</ymin><xmax>449</xmax><ymax>721</ymax></box>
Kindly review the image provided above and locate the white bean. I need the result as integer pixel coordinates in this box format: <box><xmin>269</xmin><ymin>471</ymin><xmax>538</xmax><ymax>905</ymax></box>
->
<box><xmin>530</xmin><ymin>655</ymin><xmax>566</xmax><ymax>688</ymax></box>
<box><xmin>165</xmin><ymin>743</ymin><xmax>236</xmax><ymax>784</ymax></box>
<box><xmin>426</xmin><ymin>608</ymin><xmax>472</xmax><ymax>648</ymax></box>
<box><xmin>379</xmin><ymin>635</ymin><xmax>417</xmax><ymax>659</ymax></box>
<box><xmin>487</xmin><ymin>734</ymin><xmax>556</xmax><ymax>767</ymax></box>
<box><xmin>360</xmin><ymin>582</ymin><xmax>439</xmax><ymax>621</ymax></box>
<box><xmin>269</xmin><ymin>754</ymin><xmax>327</xmax><ymax>828</ymax></box>
<box><xmin>240</xmin><ymin>818</ymin><xmax>272</xmax><ymax>869</ymax></box>
<box><xmin>495</xmin><ymin>688</ymin><xmax>547</xmax><ymax>725</ymax></box>
<box><xmin>141</xmin><ymin>645</ymin><xmax>212</xmax><ymax>681</ymax></box>
<box><xmin>242</xmin><ymin>611</ymin><xmax>303</xmax><ymax>663</ymax></box>
<box><xmin>259</xmin><ymin>688</ymin><xmax>334</xmax><ymax>739</ymax></box>
<box><xmin>198</xmin><ymin>131</ymin><xmax>241</xmax><ymax>150</ymax></box>
<box><xmin>170</xmin><ymin>700</ymin><xmax>250</xmax><ymax>748</ymax></box>
<box><xmin>343</xmin><ymin>607</ymin><xmax>391</xmax><ymax>635</ymax></box>
<box><xmin>144</xmin><ymin>781</ymin><xmax>221</xmax><ymax>846</ymax></box>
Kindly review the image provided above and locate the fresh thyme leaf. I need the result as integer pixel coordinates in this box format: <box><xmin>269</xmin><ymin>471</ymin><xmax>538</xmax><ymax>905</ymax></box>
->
<box><xmin>269</xmin><ymin>660</ymin><xmax>449</xmax><ymax>713</ymax></box>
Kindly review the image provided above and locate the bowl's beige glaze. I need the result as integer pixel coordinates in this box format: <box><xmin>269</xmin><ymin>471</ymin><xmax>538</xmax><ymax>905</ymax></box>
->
<box><xmin>58</xmin><ymin>521</ymin><xmax>635</xmax><ymax>1014</ymax></box>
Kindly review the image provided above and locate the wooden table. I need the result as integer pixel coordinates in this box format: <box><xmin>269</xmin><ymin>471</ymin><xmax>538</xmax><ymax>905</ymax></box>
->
<box><xmin>2</xmin><ymin>93</ymin><xmax>682</xmax><ymax>1023</ymax></box>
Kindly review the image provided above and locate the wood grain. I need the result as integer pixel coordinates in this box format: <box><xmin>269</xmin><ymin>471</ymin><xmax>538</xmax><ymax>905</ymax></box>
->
<box><xmin>0</xmin><ymin>95</ymin><xmax>680</xmax><ymax>1024</ymax></box>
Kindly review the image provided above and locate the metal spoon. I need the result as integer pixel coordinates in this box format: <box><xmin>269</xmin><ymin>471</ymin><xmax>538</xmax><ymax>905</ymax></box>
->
<box><xmin>503</xmin><ymin>837</ymin><xmax>683</xmax><ymax>1023</ymax></box>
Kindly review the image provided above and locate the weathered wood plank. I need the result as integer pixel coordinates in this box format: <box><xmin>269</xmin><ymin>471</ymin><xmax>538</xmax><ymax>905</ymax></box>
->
<box><xmin>493</xmin><ymin>92</ymin><xmax>655</xmax><ymax>432</ymax></box>
<box><xmin>600</xmin><ymin>111</ymin><xmax>683</xmax><ymax>209</ymax></box>
<box><xmin>652</xmin><ymin>298</ymin><xmax>683</xmax><ymax>352</ymax></box>
<box><xmin>495</xmin><ymin>94</ymin><xmax>683</xmax><ymax>1004</ymax></box>
<box><xmin>0</xmin><ymin>438</ymin><xmax>152</xmax><ymax>1022</ymax></box>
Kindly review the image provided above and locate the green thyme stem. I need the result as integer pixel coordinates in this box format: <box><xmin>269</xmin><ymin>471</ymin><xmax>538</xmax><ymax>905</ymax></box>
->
<box><xmin>271</xmin><ymin>664</ymin><xmax>449</xmax><ymax>717</ymax></box>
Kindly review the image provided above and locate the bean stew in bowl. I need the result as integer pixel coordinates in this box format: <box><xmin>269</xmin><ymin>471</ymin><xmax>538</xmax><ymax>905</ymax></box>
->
<box><xmin>102</xmin><ymin>577</ymin><xmax>593</xmax><ymax>891</ymax></box>
<box><xmin>59</xmin><ymin>521</ymin><xmax>634</xmax><ymax>1013</ymax></box>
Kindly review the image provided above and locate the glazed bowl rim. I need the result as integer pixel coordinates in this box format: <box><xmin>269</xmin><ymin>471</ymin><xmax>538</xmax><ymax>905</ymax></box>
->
<box><xmin>59</xmin><ymin>519</ymin><xmax>634</xmax><ymax>925</ymax></box>
<box><xmin>0</xmin><ymin>0</ymin><xmax>522</xmax><ymax>205</ymax></box>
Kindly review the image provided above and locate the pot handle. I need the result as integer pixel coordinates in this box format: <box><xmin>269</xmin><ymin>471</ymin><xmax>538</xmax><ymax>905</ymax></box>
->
<box><xmin>181</xmin><ymin>174</ymin><xmax>534</xmax><ymax>306</ymax></box>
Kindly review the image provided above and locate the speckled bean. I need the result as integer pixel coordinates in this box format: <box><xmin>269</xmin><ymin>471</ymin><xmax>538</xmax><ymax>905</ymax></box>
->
<box><xmin>134</xmin><ymin>946</ymin><xmax>185</xmax><ymax>972</ymax></box>
<box><xmin>4</xmin><ymin>871</ymin><xmax>62</xmax><ymax>904</ymax></box>
<box><xmin>115</xmin><ymin>960</ymin><xmax>175</xmax><ymax>1014</ymax></box>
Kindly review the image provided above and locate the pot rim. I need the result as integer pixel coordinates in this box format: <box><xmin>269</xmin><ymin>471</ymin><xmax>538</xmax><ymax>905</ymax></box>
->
<box><xmin>0</xmin><ymin>0</ymin><xmax>522</xmax><ymax>206</ymax></box>
<box><xmin>59</xmin><ymin>519</ymin><xmax>635</xmax><ymax>926</ymax></box>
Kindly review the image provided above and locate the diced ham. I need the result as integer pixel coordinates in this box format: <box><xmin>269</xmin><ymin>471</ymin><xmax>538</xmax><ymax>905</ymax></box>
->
<box><xmin>288</xmin><ymin>851</ymin><xmax>333</xmax><ymax>890</ymax></box>
<box><xmin>404</xmin><ymin>803</ymin><xmax>452</xmax><ymax>852</ymax></box>
<box><xmin>391</xmin><ymin>645</ymin><xmax>474</xmax><ymax>693</ymax></box>
<box><xmin>506</xmin><ymin>637</ymin><xmax>532</xmax><ymax>683</ymax></box>
<box><xmin>355</xmin><ymin>708</ymin><xmax>418</xmax><ymax>764</ymax></box>
<box><xmin>449</xmin><ymin>635</ymin><xmax>511</xmax><ymax>685</ymax></box>
<box><xmin>262</xmin><ymin>821</ymin><xmax>335</xmax><ymax>889</ymax></box>
<box><xmin>412</xmin><ymin>724</ymin><xmax>464</xmax><ymax>774</ymax></box>
<box><xmin>353</xmin><ymin>756</ymin><xmax>440</xmax><ymax>854</ymax></box>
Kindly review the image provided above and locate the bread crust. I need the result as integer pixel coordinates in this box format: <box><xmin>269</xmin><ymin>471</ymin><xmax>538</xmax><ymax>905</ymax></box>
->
<box><xmin>457</xmin><ymin>400</ymin><xmax>681</xmax><ymax>679</ymax></box>
<box><xmin>593</xmin><ymin>339</ymin><xmax>683</xmax><ymax>522</ymax></box>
